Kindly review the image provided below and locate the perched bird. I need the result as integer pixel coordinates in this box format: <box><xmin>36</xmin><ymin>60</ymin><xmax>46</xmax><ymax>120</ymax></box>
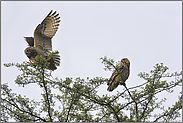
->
<box><xmin>24</xmin><ymin>10</ymin><xmax>61</xmax><ymax>71</ymax></box>
<box><xmin>107</xmin><ymin>58</ymin><xmax>130</xmax><ymax>92</ymax></box>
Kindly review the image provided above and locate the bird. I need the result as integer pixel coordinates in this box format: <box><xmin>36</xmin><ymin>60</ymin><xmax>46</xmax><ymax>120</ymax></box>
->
<box><xmin>24</xmin><ymin>10</ymin><xmax>61</xmax><ymax>71</ymax></box>
<box><xmin>107</xmin><ymin>58</ymin><xmax>130</xmax><ymax>92</ymax></box>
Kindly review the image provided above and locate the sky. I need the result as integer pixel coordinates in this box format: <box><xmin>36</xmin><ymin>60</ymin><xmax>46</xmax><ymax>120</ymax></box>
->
<box><xmin>1</xmin><ymin>1</ymin><xmax>182</xmax><ymax>121</ymax></box>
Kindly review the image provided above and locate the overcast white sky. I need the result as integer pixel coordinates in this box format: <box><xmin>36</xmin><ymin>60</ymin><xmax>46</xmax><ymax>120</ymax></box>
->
<box><xmin>1</xmin><ymin>1</ymin><xmax>182</xmax><ymax>121</ymax></box>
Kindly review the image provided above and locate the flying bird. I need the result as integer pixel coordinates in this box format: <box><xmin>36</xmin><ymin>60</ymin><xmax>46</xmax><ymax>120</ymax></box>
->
<box><xmin>107</xmin><ymin>58</ymin><xmax>130</xmax><ymax>92</ymax></box>
<box><xmin>24</xmin><ymin>10</ymin><xmax>61</xmax><ymax>71</ymax></box>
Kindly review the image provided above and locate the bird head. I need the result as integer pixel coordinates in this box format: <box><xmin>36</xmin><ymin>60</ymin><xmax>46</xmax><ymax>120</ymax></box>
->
<box><xmin>24</xmin><ymin>47</ymin><xmax>37</xmax><ymax>59</ymax></box>
<box><xmin>121</xmin><ymin>58</ymin><xmax>130</xmax><ymax>67</ymax></box>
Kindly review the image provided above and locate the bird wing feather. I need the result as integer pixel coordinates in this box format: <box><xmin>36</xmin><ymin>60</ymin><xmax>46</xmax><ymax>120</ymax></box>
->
<box><xmin>107</xmin><ymin>59</ymin><xmax>130</xmax><ymax>92</ymax></box>
<box><xmin>24</xmin><ymin>37</ymin><xmax>34</xmax><ymax>47</ymax></box>
<box><xmin>33</xmin><ymin>10</ymin><xmax>61</xmax><ymax>56</ymax></box>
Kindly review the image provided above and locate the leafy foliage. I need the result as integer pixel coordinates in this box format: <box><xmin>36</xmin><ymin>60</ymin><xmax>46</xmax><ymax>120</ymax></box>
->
<box><xmin>1</xmin><ymin>56</ymin><xmax>182</xmax><ymax>122</ymax></box>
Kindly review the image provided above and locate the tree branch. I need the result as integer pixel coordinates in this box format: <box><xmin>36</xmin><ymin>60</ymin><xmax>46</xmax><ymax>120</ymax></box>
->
<box><xmin>2</xmin><ymin>98</ymin><xmax>46</xmax><ymax>122</ymax></box>
<box><xmin>65</xmin><ymin>99</ymin><xmax>74</xmax><ymax>122</ymax></box>
<box><xmin>153</xmin><ymin>100</ymin><xmax>182</xmax><ymax>122</ymax></box>
<box><xmin>124</xmin><ymin>84</ymin><xmax>139</xmax><ymax>122</ymax></box>
<box><xmin>42</xmin><ymin>68</ymin><xmax>52</xmax><ymax>122</ymax></box>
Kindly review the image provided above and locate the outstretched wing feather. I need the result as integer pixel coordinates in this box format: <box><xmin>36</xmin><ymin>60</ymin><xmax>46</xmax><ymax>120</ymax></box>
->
<box><xmin>34</xmin><ymin>10</ymin><xmax>61</xmax><ymax>55</ymax></box>
<box><xmin>24</xmin><ymin>37</ymin><xmax>34</xmax><ymax>47</ymax></box>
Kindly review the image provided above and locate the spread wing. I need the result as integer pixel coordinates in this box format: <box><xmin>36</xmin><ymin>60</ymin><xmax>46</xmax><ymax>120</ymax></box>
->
<box><xmin>24</xmin><ymin>37</ymin><xmax>34</xmax><ymax>47</ymax></box>
<box><xmin>34</xmin><ymin>10</ymin><xmax>61</xmax><ymax>56</ymax></box>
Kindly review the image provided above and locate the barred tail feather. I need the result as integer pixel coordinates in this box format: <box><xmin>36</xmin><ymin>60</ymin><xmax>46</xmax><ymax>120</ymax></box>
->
<box><xmin>52</xmin><ymin>54</ymin><xmax>60</xmax><ymax>66</ymax></box>
<box><xmin>46</xmin><ymin>52</ymin><xmax>60</xmax><ymax>71</ymax></box>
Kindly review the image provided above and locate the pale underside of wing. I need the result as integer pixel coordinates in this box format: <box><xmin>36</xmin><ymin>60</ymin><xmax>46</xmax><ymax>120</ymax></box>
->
<box><xmin>33</xmin><ymin>10</ymin><xmax>61</xmax><ymax>56</ymax></box>
<box><xmin>41</xmin><ymin>10</ymin><xmax>61</xmax><ymax>38</ymax></box>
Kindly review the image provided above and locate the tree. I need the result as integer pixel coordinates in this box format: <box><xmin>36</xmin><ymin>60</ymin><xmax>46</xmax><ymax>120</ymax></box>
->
<box><xmin>1</xmin><ymin>55</ymin><xmax>182</xmax><ymax>122</ymax></box>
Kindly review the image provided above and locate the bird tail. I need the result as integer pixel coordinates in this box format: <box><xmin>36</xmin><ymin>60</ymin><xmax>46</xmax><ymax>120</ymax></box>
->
<box><xmin>52</xmin><ymin>53</ymin><xmax>60</xmax><ymax>66</ymax></box>
<box><xmin>107</xmin><ymin>80</ymin><xmax>119</xmax><ymax>92</ymax></box>
<box><xmin>46</xmin><ymin>51</ymin><xmax>60</xmax><ymax>71</ymax></box>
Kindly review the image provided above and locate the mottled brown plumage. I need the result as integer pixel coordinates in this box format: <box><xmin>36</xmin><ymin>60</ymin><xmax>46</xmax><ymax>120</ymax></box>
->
<box><xmin>24</xmin><ymin>10</ymin><xmax>61</xmax><ymax>71</ymax></box>
<box><xmin>107</xmin><ymin>58</ymin><xmax>130</xmax><ymax>92</ymax></box>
